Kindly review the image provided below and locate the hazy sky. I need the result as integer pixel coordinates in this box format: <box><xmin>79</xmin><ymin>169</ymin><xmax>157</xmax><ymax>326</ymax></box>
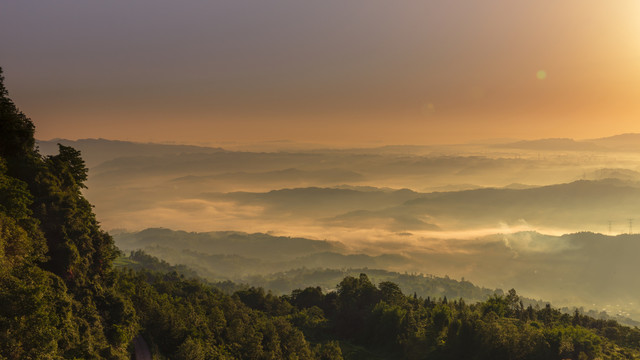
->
<box><xmin>2</xmin><ymin>1</ymin><xmax>640</xmax><ymax>146</ymax></box>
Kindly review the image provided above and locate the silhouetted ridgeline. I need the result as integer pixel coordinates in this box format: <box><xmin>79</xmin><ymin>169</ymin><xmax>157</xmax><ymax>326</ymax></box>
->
<box><xmin>115</xmin><ymin>227</ymin><xmax>345</xmax><ymax>261</ymax></box>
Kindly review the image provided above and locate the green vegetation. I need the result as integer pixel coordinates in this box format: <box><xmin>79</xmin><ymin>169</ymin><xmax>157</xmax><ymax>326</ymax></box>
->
<box><xmin>116</xmin><ymin>251</ymin><xmax>640</xmax><ymax>359</ymax></box>
<box><xmin>2</xmin><ymin>67</ymin><xmax>640</xmax><ymax>359</ymax></box>
<box><xmin>242</xmin><ymin>268</ymin><xmax>498</xmax><ymax>301</ymax></box>
<box><xmin>0</xmin><ymin>68</ymin><xmax>135</xmax><ymax>359</ymax></box>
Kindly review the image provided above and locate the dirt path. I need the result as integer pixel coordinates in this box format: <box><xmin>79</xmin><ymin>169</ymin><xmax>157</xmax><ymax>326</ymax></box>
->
<box><xmin>133</xmin><ymin>335</ymin><xmax>152</xmax><ymax>360</ymax></box>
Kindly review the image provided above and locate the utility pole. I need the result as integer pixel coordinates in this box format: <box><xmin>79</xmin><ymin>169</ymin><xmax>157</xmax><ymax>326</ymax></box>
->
<box><xmin>629</xmin><ymin>219</ymin><xmax>634</xmax><ymax>234</ymax></box>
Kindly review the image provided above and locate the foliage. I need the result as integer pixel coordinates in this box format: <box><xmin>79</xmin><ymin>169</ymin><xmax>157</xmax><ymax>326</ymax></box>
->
<box><xmin>0</xmin><ymin>68</ymin><xmax>133</xmax><ymax>359</ymax></box>
<box><xmin>116</xmin><ymin>249</ymin><xmax>200</xmax><ymax>279</ymax></box>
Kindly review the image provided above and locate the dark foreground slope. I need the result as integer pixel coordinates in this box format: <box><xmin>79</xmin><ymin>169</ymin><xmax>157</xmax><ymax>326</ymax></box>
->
<box><xmin>2</xmin><ymin>68</ymin><xmax>640</xmax><ymax>359</ymax></box>
<box><xmin>0</xmin><ymin>68</ymin><xmax>137</xmax><ymax>358</ymax></box>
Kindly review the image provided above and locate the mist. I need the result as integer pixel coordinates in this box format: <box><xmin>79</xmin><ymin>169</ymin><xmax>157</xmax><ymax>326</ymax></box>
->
<box><xmin>35</xmin><ymin>136</ymin><xmax>640</xmax><ymax>322</ymax></box>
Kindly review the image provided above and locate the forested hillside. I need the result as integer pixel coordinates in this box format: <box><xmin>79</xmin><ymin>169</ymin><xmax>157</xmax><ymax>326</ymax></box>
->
<box><xmin>0</xmin><ymin>68</ymin><xmax>137</xmax><ymax>358</ymax></box>
<box><xmin>2</xmin><ymin>67</ymin><xmax>640</xmax><ymax>359</ymax></box>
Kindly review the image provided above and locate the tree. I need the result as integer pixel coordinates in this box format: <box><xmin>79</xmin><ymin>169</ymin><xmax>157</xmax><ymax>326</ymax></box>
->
<box><xmin>0</xmin><ymin>68</ymin><xmax>36</xmax><ymax>163</ymax></box>
<box><xmin>47</xmin><ymin>144</ymin><xmax>89</xmax><ymax>189</ymax></box>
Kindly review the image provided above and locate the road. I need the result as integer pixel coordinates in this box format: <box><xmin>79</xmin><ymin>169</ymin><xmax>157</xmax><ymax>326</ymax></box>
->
<box><xmin>133</xmin><ymin>335</ymin><xmax>152</xmax><ymax>360</ymax></box>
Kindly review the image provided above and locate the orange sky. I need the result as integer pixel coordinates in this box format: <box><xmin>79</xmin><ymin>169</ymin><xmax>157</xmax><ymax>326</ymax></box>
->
<box><xmin>2</xmin><ymin>1</ymin><xmax>640</xmax><ymax>146</ymax></box>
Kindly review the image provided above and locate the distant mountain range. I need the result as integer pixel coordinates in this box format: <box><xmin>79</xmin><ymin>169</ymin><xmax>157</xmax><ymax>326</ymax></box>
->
<box><xmin>196</xmin><ymin>179</ymin><xmax>640</xmax><ymax>232</ymax></box>
<box><xmin>496</xmin><ymin>133</ymin><xmax>640</xmax><ymax>152</ymax></box>
<box><xmin>37</xmin><ymin>138</ymin><xmax>225</xmax><ymax>166</ymax></box>
<box><xmin>38</xmin><ymin>133</ymin><xmax>640</xmax><ymax>164</ymax></box>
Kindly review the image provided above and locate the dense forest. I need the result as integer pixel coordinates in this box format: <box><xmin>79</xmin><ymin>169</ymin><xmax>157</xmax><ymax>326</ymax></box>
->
<box><xmin>2</xmin><ymin>67</ymin><xmax>640</xmax><ymax>359</ymax></box>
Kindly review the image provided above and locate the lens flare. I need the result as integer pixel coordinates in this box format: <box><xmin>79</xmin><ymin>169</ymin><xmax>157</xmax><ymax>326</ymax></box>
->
<box><xmin>536</xmin><ymin>70</ymin><xmax>547</xmax><ymax>80</ymax></box>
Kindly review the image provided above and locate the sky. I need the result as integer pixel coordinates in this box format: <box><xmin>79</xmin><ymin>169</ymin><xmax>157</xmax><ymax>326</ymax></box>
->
<box><xmin>2</xmin><ymin>1</ymin><xmax>640</xmax><ymax>146</ymax></box>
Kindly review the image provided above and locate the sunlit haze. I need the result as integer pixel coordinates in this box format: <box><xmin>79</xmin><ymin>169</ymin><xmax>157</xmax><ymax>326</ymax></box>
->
<box><xmin>2</xmin><ymin>1</ymin><xmax>640</xmax><ymax>145</ymax></box>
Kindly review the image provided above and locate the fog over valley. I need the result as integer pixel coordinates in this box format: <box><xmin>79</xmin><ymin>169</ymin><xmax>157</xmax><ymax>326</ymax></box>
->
<box><xmin>38</xmin><ymin>137</ymin><xmax>640</xmax><ymax>322</ymax></box>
